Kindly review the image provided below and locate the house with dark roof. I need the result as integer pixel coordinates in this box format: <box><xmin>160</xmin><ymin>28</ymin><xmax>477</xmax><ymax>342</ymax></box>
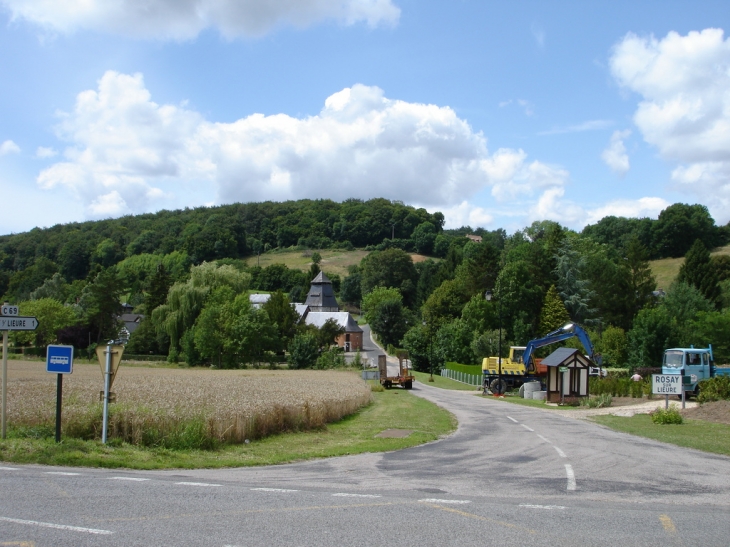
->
<box><xmin>304</xmin><ymin>311</ymin><xmax>363</xmax><ymax>351</ymax></box>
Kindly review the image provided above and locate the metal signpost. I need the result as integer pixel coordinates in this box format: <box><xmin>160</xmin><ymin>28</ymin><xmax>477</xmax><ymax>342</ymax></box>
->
<box><xmin>1</xmin><ymin>303</ymin><xmax>39</xmax><ymax>439</ymax></box>
<box><xmin>652</xmin><ymin>374</ymin><xmax>682</xmax><ymax>409</ymax></box>
<box><xmin>95</xmin><ymin>343</ymin><xmax>124</xmax><ymax>444</ymax></box>
<box><xmin>46</xmin><ymin>345</ymin><xmax>74</xmax><ymax>442</ymax></box>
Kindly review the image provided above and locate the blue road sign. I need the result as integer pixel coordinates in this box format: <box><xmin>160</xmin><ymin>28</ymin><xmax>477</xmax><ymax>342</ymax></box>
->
<box><xmin>46</xmin><ymin>345</ymin><xmax>74</xmax><ymax>374</ymax></box>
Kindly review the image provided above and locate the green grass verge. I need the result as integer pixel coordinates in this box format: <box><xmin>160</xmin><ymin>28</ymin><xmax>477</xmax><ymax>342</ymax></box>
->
<box><xmin>591</xmin><ymin>414</ymin><xmax>730</xmax><ymax>456</ymax></box>
<box><xmin>412</xmin><ymin>371</ymin><xmax>479</xmax><ymax>391</ymax></box>
<box><xmin>0</xmin><ymin>389</ymin><xmax>456</xmax><ymax>470</ymax></box>
<box><xmin>488</xmin><ymin>394</ymin><xmax>576</xmax><ymax>409</ymax></box>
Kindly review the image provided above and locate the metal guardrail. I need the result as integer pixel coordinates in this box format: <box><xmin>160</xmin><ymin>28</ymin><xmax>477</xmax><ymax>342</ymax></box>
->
<box><xmin>440</xmin><ymin>368</ymin><xmax>482</xmax><ymax>386</ymax></box>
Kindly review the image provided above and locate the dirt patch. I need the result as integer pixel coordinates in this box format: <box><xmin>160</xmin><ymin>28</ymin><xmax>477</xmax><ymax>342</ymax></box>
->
<box><xmin>681</xmin><ymin>400</ymin><xmax>730</xmax><ymax>425</ymax></box>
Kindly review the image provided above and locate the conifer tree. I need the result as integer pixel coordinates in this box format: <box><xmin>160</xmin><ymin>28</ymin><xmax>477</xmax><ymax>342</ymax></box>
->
<box><xmin>677</xmin><ymin>239</ymin><xmax>721</xmax><ymax>307</ymax></box>
<box><xmin>539</xmin><ymin>284</ymin><xmax>571</xmax><ymax>335</ymax></box>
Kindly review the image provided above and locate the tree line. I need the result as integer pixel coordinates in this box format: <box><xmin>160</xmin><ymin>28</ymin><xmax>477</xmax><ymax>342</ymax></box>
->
<box><xmin>3</xmin><ymin>199</ymin><xmax>730</xmax><ymax>371</ymax></box>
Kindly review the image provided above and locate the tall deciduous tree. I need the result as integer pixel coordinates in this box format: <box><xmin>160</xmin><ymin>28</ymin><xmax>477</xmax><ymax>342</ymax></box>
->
<box><xmin>77</xmin><ymin>268</ymin><xmax>124</xmax><ymax>343</ymax></box>
<box><xmin>11</xmin><ymin>298</ymin><xmax>78</xmax><ymax>347</ymax></box>
<box><xmin>359</xmin><ymin>248</ymin><xmax>418</xmax><ymax>307</ymax></box>
<box><xmin>263</xmin><ymin>290</ymin><xmax>300</xmax><ymax>350</ymax></box>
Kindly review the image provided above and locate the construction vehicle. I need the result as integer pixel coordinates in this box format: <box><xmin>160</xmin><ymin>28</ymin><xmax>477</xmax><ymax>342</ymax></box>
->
<box><xmin>662</xmin><ymin>345</ymin><xmax>730</xmax><ymax>398</ymax></box>
<box><xmin>378</xmin><ymin>351</ymin><xmax>414</xmax><ymax>389</ymax></box>
<box><xmin>482</xmin><ymin>323</ymin><xmax>595</xmax><ymax>394</ymax></box>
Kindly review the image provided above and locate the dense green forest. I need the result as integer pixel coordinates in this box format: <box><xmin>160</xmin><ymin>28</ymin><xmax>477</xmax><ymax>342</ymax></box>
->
<box><xmin>3</xmin><ymin>198</ymin><xmax>730</xmax><ymax>369</ymax></box>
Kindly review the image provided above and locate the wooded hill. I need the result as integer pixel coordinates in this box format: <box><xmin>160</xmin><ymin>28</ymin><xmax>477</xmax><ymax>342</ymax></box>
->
<box><xmin>3</xmin><ymin>199</ymin><xmax>730</xmax><ymax>369</ymax></box>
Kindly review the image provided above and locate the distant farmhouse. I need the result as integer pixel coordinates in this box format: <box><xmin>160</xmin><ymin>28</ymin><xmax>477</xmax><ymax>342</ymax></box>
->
<box><xmin>249</xmin><ymin>272</ymin><xmax>363</xmax><ymax>351</ymax></box>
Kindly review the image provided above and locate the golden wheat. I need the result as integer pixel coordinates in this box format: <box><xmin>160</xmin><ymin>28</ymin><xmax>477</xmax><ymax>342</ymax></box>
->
<box><xmin>6</xmin><ymin>361</ymin><xmax>372</xmax><ymax>446</ymax></box>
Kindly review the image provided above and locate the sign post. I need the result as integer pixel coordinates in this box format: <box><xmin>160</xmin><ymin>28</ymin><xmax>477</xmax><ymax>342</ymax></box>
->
<box><xmin>96</xmin><ymin>344</ymin><xmax>124</xmax><ymax>444</ymax></box>
<box><xmin>46</xmin><ymin>345</ymin><xmax>74</xmax><ymax>443</ymax></box>
<box><xmin>1</xmin><ymin>303</ymin><xmax>38</xmax><ymax>439</ymax></box>
<box><xmin>652</xmin><ymin>374</ymin><xmax>682</xmax><ymax>409</ymax></box>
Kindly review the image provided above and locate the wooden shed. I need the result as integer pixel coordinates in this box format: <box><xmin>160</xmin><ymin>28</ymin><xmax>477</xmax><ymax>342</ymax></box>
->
<box><xmin>543</xmin><ymin>347</ymin><xmax>592</xmax><ymax>403</ymax></box>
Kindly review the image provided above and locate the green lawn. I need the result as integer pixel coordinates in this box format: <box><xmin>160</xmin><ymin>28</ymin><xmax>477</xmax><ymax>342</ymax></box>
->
<box><xmin>591</xmin><ymin>414</ymin><xmax>730</xmax><ymax>456</ymax></box>
<box><xmin>0</xmin><ymin>387</ymin><xmax>456</xmax><ymax>469</ymax></box>
<box><xmin>412</xmin><ymin>370</ymin><xmax>480</xmax><ymax>391</ymax></box>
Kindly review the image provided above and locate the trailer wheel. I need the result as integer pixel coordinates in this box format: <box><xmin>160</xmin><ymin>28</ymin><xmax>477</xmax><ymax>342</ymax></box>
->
<box><xmin>384</xmin><ymin>381</ymin><xmax>392</xmax><ymax>389</ymax></box>
<box><xmin>490</xmin><ymin>378</ymin><xmax>507</xmax><ymax>395</ymax></box>
<box><xmin>404</xmin><ymin>381</ymin><xmax>412</xmax><ymax>390</ymax></box>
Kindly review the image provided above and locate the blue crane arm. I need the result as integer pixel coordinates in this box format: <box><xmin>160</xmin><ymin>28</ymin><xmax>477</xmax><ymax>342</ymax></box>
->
<box><xmin>522</xmin><ymin>323</ymin><xmax>594</xmax><ymax>367</ymax></box>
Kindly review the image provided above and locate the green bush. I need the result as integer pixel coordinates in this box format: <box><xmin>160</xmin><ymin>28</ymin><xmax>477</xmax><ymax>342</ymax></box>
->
<box><xmin>697</xmin><ymin>376</ymin><xmax>730</xmax><ymax>403</ymax></box>
<box><xmin>651</xmin><ymin>405</ymin><xmax>683</xmax><ymax>425</ymax></box>
<box><xmin>580</xmin><ymin>393</ymin><xmax>613</xmax><ymax>408</ymax></box>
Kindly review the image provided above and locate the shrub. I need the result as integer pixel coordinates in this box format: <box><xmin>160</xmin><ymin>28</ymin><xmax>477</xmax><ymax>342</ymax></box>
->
<box><xmin>697</xmin><ymin>376</ymin><xmax>730</xmax><ymax>403</ymax></box>
<box><xmin>580</xmin><ymin>393</ymin><xmax>613</xmax><ymax>408</ymax></box>
<box><xmin>651</xmin><ymin>405</ymin><xmax>683</xmax><ymax>425</ymax></box>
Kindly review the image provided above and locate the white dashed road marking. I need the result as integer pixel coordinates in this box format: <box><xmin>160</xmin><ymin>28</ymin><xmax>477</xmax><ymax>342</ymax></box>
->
<box><xmin>565</xmin><ymin>464</ymin><xmax>577</xmax><ymax>491</ymax></box>
<box><xmin>251</xmin><ymin>488</ymin><xmax>299</xmax><ymax>493</ymax></box>
<box><xmin>537</xmin><ymin>434</ymin><xmax>551</xmax><ymax>443</ymax></box>
<box><xmin>109</xmin><ymin>477</ymin><xmax>150</xmax><ymax>481</ymax></box>
<box><xmin>521</xmin><ymin>424</ymin><xmax>534</xmax><ymax>432</ymax></box>
<box><xmin>0</xmin><ymin>516</ymin><xmax>113</xmax><ymax>535</ymax></box>
<box><xmin>176</xmin><ymin>482</ymin><xmax>221</xmax><ymax>487</ymax></box>
<box><xmin>553</xmin><ymin>446</ymin><xmax>567</xmax><ymax>458</ymax></box>
<box><xmin>507</xmin><ymin>416</ymin><xmax>518</xmax><ymax>423</ymax></box>
<box><xmin>0</xmin><ymin>467</ymin><xmax>19</xmax><ymax>470</ymax></box>
<box><xmin>332</xmin><ymin>493</ymin><xmax>381</xmax><ymax>498</ymax></box>
<box><xmin>419</xmin><ymin>499</ymin><xmax>471</xmax><ymax>504</ymax></box>
<box><xmin>45</xmin><ymin>471</ymin><xmax>80</xmax><ymax>476</ymax></box>
<box><xmin>519</xmin><ymin>504</ymin><xmax>566</xmax><ymax>510</ymax></box>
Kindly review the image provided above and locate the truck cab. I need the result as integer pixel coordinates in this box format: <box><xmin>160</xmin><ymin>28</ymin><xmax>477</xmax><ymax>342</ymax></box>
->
<box><xmin>662</xmin><ymin>347</ymin><xmax>713</xmax><ymax>396</ymax></box>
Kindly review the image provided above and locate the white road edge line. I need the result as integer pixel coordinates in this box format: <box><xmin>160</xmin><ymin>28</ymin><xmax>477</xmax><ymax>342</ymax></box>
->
<box><xmin>553</xmin><ymin>446</ymin><xmax>567</xmax><ymax>458</ymax></box>
<box><xmin>565</xmin><ymin>464</ymin><xmax>576</xmax><ymax>491</ymax></box>
<box><xmin>536</xmin><ymin>434</ymin><xmax>551</xmax><ymax>444</ymax></box>
<box><xmin>332</xmin><ymin>493</ymin><xmax>381</xmax><ymax>498</ymax></box>
<box><xmin>45</xmin><ymin>472</ymin><xmax>81</xmax><ymax>476</ymax></box>
<box><xmin>109</xmin><ymin>477</ymin><xmax>150</xmax><ymax>481</ymax></box>
<box><xmin>521</xmin><ymin>424</ymin><xmax>534</xmax><ymax>432</ymax></box>
<box><xmin>519</xmin><ymin>504</ymin><xmax>566</xmax><ymax>510</ymax></box>
<box><xmin>419</xmin><ymin>499</ymin><xmax>471</xmax><ymax>504</ymax></box>
<box><xmin>251</xmin><ymin>488</ymin><xmax>299</xmax><ymax>492</ymax></box>
<box><xmin>0</xmin><ymin>516</ymin><xmax>113</xmax><ymax>535</ymax></box>
<box><xmin>507</xmin><ymin>416</ymin><xmax>518</xmax><ymax>423</ymax></box>
<box><xmin>175</xmin><ymin>482</ymin><xmax>221</xmax><ymax>487</ymax></box>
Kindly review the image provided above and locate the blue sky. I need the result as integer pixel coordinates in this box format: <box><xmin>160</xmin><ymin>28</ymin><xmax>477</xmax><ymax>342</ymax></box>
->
<box><xmin>1</xmin><ymin>0</ymin><xmax>729</xmax><ymax>236</ymax></box>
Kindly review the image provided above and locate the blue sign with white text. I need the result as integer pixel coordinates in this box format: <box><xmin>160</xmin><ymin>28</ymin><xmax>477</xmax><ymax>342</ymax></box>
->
<box><xmin>46</xmin><ymin>345</ymin><xmax>74</xmax><ymax>374</ymax></box>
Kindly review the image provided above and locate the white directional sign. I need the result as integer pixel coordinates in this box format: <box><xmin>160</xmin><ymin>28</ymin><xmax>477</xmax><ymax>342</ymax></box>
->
<box><xmin>652</xmin><ymin>374</ymin><xmax>682</xmax><ymax>395</ymax></box>
<box><xmin>0</xmin><ymin>316</ymin><xmax>38</xmax><ymax>331</ymax></box>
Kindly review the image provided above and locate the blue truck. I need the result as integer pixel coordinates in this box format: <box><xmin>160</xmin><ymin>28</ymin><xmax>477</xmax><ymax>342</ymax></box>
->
<box><xmin>662</xmin><ymin>345</ymin><xmax>730</xmax><ymax>398</ymax></box>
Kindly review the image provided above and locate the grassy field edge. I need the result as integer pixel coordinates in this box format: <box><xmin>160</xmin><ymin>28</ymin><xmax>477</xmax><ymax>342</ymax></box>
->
<box><xmin>0</xmin><ymin>388</ymin><xmax>457</xmax><ymax>469</ymax></box>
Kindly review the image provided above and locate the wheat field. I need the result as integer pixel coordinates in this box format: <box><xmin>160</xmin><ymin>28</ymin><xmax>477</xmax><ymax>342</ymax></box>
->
<box><xmin>5</xmin><ymin>360</ymin><xmax>372</xmax><ymax>448</ymax></box>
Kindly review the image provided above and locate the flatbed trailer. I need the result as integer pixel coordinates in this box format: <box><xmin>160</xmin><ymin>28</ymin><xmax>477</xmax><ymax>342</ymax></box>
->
<box><xmin>378</xmin><ymin>352</ymin><xmax>414</xmax><ymax>389</ymax></box>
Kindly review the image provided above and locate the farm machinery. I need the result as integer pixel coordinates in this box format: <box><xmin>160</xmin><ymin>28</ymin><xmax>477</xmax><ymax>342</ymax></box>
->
<box><xmin>378</xmin><ymin>351</ymin><xmax>414</xmax><ymax>389</ymax></box>
<box><xmin>482</xmin><ymin>323</ymin><xmax>596</xmax><ymax>394</ymax></box>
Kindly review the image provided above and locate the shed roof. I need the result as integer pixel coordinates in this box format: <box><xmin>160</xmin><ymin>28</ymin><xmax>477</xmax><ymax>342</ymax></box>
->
<box><xmin>542</xmin><ymin>347</ymin><xmax>592</xmax><ymax>367</ymax></box>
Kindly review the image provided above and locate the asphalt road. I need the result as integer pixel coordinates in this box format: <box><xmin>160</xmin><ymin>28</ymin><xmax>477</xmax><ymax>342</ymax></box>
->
<box><xmin>2</xmin><ymin>380</ymin><xmax>730</xmax><ymax>546</ymax></box>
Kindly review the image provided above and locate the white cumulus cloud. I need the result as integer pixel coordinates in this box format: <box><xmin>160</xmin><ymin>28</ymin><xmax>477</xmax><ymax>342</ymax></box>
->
<box><xmin>37</xmin><ymin>71</ymin><xmax>572</xmax><ymax>222</ymax></box>
<box><xmin>610</xmin><ymin>28</ymin><xmax>730</xmax><ymax>222</ymax></box>
<box><xmin>1</xmin><ymin>0</ymin><xmax>400</xmax><ymax>39</ymax></box>
<box><xmin>601</xmin><ymin>129</ymin><xmax>631</xmax><ymax>176</ymax></box>
<box><xmin>0</xmin><ymin>140</ymin><xmax>20</xmax><ymax>155</ymax></box>
<box><xmin>440</xmin><ymin>201</ymin><xmax>494</xmax><ymax>229</ymax></box>
<box><xmin>35</xmin><ymin>146</ymin><xmax>57</xmax><ymax>158</ymax></box>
